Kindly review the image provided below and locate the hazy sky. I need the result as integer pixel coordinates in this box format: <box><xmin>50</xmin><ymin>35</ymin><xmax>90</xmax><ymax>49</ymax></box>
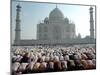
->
<box><xmin>12</xmin><ymin>1</ymin><xmax>95</xmax><ymax>42</ymax></box>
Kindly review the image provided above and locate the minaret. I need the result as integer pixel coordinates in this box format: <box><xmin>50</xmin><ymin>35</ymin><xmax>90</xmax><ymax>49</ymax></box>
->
<box><xmin>14</xmin><ymin>4</ymin><xmax>21</xmax><ymax>45</ymax></box>
<box><xmin>56</xmin><ymin>4</ymin><xmax>57</xmax><ymax>8</ymax></box>
<box><xmin>89</xmin><ymin>7</ymin><xmax>94</xmax><ymax>40</ymax></box>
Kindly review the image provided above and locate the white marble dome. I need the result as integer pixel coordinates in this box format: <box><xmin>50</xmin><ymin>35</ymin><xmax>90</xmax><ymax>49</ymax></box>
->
<box><xmin>49</xmin><ymin>7</ymin><xmax>64</xmax><ymax>21</ymax></box>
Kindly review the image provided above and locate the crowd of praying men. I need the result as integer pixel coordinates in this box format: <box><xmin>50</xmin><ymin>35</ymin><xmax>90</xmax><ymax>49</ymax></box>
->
<box><xmin>11</xmin><ymin>45</ymin><xmax>96</xmax><ymax>75</ymax></box>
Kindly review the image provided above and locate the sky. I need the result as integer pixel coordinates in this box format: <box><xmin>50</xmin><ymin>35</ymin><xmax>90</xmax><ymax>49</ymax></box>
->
<box><xmin>11</xmin><ymin>0</ymin><xmax>95</xmax><ymax>43</ymax></box>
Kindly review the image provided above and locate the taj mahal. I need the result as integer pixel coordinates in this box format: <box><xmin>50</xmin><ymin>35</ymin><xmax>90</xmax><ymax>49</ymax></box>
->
<box><xmin>37</xmin><ymin>6</ymin><xmax>76</xmax><ymax>40</ymax></box>
<box><xmin>14</xmin><ymin>4</ymin><xmax>95</xmax><ymax>46</ymax></box>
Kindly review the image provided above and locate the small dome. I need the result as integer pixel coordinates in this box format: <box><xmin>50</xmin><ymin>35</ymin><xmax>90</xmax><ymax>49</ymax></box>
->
<box><xmin>49</xmin><ymin>7</ymin><xmax>64</xmax><ymax>21</ymax></box>
<box><xmin>16</xmin><ymin>4</ymin><xmax>21</xmax><ymax>8</ymax></box>
<box><xmin>44</xmin><ymin>17</ymin><xmax>49</xmax><ymax>24</ymax></box>
<box><xmin>64</xmin><ymin>17</ymin><xmax>69</xmax><ymax>23</ymax></box>
<box><xmin>44</xmin><ymin>17</ymin><xmax>49</xmax><ymax>21</ymax></box>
